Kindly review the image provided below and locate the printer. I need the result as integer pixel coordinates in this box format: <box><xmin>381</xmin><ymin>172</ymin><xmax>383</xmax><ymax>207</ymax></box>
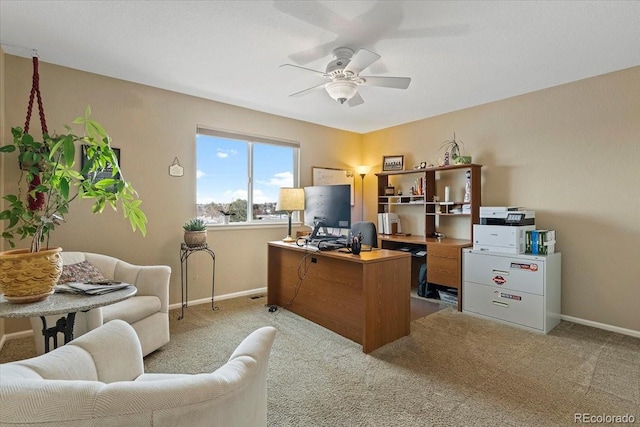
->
<box><xmin>474</xmin><ymin>207</ymin><xmax>535</xmax><ymax>254</ymax></box>
<box><xmin>479</xmin><ymin>206</ymin><xmax>535</xmax><ymax>226</ymax></box>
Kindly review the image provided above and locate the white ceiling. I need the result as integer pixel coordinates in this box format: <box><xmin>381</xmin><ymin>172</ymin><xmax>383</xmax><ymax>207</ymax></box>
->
<box><xmin>1</xmin><ymin>1</ymin><xmax>639</xmax><ymax>134</ymax></box>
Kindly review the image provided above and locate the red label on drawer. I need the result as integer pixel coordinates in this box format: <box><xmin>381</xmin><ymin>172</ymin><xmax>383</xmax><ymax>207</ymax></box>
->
<box><xmin>493</xmin><ymin>275</ymin><xmax>506</xmax><ymax>285</ymax></box>
<box><xmin>510</xmin><ymin>262</ymin><xmax>538</xmax><ymax>272</ymax></box>
<box><xmin>500</xmin><ymin>292</ymin><xmax>522</xmax><ymax>301</ymax></box>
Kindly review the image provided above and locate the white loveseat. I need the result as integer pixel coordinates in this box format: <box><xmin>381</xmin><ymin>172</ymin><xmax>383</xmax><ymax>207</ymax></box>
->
<box><xmin>0</xmin><ymin>320</ymin><xmax>277</xmax><ymax>426</ymax></box>
<box><xmin>30</xmin><ymin>252</ymin><xmax>171</xmax><ymax>356</ymax></box>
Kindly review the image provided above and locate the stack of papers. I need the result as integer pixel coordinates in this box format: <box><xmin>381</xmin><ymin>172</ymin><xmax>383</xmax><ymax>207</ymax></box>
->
<box><xmin>55</xmin><ymin>281</ymin><xmax>132</xmax><ymax>295</ymax></box>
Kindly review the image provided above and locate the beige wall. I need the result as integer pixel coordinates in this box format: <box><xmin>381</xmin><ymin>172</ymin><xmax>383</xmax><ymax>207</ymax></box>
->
<box><xmin>1</xmin><ymin>55</ymin><xmax>361</xmax><ymax>332</ymax></box>
<box><xmin>1</xmin><ymin>51</ymin><xmax>638</xmax><ymax>335</ymax></box>
<box><xmin>0</xmin><ymin>48</ymin><xmax>5</xmax><ymax>337</ymax></box>
<box><xmin>365</xmin><ymin>66</ymin><xmax>640</xmax><ymax>331</ymax></box>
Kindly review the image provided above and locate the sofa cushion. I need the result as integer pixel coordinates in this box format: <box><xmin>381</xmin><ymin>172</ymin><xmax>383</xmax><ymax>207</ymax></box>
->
<box><xmin>101</xmin><ymin>296</ymin><xmax>161</xmax><ymax>324</ymax></box>
<box><xmin>58</xmin><ymin>260</ymin><xmax>105</xmax><ymax>284</ymax></box>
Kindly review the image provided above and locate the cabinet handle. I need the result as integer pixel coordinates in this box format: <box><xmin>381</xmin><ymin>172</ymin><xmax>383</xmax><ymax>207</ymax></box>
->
<box><xmin>492</xmin><ymin>300</ymin><xmax>509</xmax><ymax>308</ymax></box>
<box><xmin>492</xmin><ymin>269</ymin><xmax>509</xmax><ymax>276</ymax></box>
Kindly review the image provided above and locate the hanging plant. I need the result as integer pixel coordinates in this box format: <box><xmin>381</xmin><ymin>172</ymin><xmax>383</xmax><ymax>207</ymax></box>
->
<box><xmin>1</xmin><ymin>107</ymin><xmax>148</xmax><ymax>252</ymax></box>
<box><xmin>0</xmin><ymin>55</ymin><xmax>147</xmax><ymax>253</ymax></box>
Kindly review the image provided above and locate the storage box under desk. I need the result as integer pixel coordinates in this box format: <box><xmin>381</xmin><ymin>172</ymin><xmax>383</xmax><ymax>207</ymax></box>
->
<box><xmin>379</xmin><ymin>235</ymin><xmax>471</xmax><ymax>311</ymax></box>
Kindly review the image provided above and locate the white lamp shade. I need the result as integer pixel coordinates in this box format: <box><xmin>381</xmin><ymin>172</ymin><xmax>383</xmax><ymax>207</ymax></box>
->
<box><xmin>325</xmin><ymin>80</ymin><xmax>358</xmax><ymax>103</ymax></box>
<box><xmin>356</xmin><ymin>165</ymin><xmax>371</xmax><ymax>176</ymax></box>
<box><xmin>276</xmin><ymin>188</ymin><xmax>305</xmax><ymax>212</ymax></box>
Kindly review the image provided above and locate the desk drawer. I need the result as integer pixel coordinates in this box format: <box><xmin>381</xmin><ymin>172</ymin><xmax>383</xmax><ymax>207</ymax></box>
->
<box><xmin>463</xmin><ymin>281</ymin><xmax>544</xmax><ymax>331</ymax></box>
<box><xmin>427</xmin><ymin>245</ymin><xmax>460</xmax><ymax>288</ymax></box>
<box><xmin>463</xmin><ymin>251</ymin><xmax>545</xmax><ymax>295</ymax></box>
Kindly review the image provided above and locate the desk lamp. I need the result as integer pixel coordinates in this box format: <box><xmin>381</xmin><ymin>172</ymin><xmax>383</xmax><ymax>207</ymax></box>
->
<box><xmin>276</xmin><ymin>188</ymin><xmax>305</xmax><ymax>243</ymax></box>
<box><xmin>356</xmin><ymin>165</ymin><xmax>371</xmax><ymax>221</ymax></box>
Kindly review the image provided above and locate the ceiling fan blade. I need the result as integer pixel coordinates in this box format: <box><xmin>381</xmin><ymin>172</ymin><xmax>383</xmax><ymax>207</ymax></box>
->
<box><xmin>347</xmin><ymin>92</ymin><xmax>364</xmax><ymax>107</ymax></box>
<box><xmin>289</xmin><ymin>83</ymin><xmax>327</xmax><ymax>98</ymax></box>
<box><xmin>360</xmin><ymin>76</ymin><xmax>411</xmax><ymax>89</ymax></box>
<box><xmin>343</xmin><ymin>49</ymin><xmax>380</xmax><ymax>75</ymax></box>
<box><xmin>288</xmin><ymin>41</ymin><xmax>336</xmax><ymax>65</ymax></box>
<box><xmin>279</xmin><ymin>63</ymin><xmax>327</xmax><ymax>76</ymax></box>
<box><xmin>273</xmin><ymin>0</ymin><xmax>352</xmax><ymax>35</ymax></box>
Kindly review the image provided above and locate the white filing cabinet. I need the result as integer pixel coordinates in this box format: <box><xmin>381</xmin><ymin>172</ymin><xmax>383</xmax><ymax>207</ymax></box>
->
<box><xmin>462</xmin><ymin>249</ymin><xmax>561</xmax><ymax>333</ymax></box>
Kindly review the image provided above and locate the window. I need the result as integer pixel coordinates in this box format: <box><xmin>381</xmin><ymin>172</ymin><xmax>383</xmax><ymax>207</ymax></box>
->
<box><xmin>196</xmin><ymin>128</ymin><xmax>300</xmax><ymax>225</ymax></box>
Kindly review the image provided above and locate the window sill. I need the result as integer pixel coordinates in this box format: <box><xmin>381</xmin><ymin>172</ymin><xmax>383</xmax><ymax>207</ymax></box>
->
<box><xmin>207</xmin><ymin>221</ymin><xmax>303</xmax><ymax>231</ymax></box>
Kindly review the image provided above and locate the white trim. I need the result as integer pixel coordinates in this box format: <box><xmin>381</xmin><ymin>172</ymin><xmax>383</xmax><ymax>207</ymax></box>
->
<box><xmin>207</xmin><ymin>221</ymin><xmax>301</xmax><ymax>231</ymax></box>
<box><xmin>168</xmin><ymin>287</ymin><xmax>267</xmax><ymax>311</ymax></box>
<box><xmin>560</xmin><ymin>314</ymin><xmax>640</xmax><ymax>338</ymax></box>
<box><xmin>0</xmin><ymin>329</ymin><xmax>34</xmax><ymax>351</ymax></box>
<box><xmin>2</xmin><ymin>296</ymin><xmax>637</xmax><ymax>351</ymax></box>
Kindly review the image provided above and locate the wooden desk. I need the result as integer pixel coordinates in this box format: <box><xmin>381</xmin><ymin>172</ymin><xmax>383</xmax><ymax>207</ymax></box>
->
<box><xmin>267</xmin><ymin>241</ymin><xmax>411</xmax><ymax>353</ymax></box>
<box><xmin>378</xmin><ymin>235</ymin><xmax>472</xmax><ymax>311</ymax></box>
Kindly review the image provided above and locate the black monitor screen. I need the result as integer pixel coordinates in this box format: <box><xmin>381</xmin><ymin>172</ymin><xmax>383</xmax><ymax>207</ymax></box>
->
<box><xmin>304</xmin><ymin>184</ymin><xmax>351</xmax><ymax>236</ymax></box>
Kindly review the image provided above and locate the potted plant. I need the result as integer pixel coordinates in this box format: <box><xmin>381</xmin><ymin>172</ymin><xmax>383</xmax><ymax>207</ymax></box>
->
<box><xmin>439</xmin><ymin>133</ymin><xmax>471</xmax><ymax>165</ymax></box>
<box><xmin>0</xmin><ymin>107</ymin><xmax>147</xmax><ymax>302</ymax></box>
<box><xmin>183</xmin><ymin>218</ymin><xmax>207</xmax><ymax>247</ymax></box>
<box><xmin>217</xmin><ymin>205</ymin><xmax>234</xmax><ymax>224</ymax></box>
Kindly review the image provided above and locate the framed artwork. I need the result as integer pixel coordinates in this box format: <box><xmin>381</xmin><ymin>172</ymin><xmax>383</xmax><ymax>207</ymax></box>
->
<box><xmin>81</xmin><ymin>145</ymin><xmax>121</xmax><ymax>191</ymax></box>
<box><xmin>312</xmin><ymin>166</ymin><xmax>355</xmax><ymax>206</ymax></box>
<box><xmin>382</xmin><ymin>155</ymin><xmax>404</xmax><ymax>172</ymax></box>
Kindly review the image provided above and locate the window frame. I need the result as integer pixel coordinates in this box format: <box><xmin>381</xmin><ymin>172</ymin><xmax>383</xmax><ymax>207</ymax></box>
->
<box><xmin>196</xmin><ymin>126</ymin><xmax>301</xmax><ymax>226</ymax></box>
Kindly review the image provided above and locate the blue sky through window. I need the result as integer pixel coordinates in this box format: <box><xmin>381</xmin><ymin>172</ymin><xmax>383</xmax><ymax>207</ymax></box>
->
<box><xmin>196</xmin><ymin>134</ymin><xmax>294</xmax><ymax>206</ymax></box>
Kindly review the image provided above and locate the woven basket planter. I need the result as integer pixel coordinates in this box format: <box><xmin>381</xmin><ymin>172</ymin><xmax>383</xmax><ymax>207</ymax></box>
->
<box><xmin>184</xmin><ymin>231</ymin><xmax>207</xmax><ymax>247</ymax></box>
<box><xmin>0</xmin><ymin>247</ymin><xmax>63</xmax><ymax>303</ymax></box>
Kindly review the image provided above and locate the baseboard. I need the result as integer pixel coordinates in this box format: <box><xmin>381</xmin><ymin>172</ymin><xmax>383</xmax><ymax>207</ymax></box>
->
<box><xmin>168</xmin><ymin>287</ymin><xmax>267</xmax><ymax>311</ymax></box>
<box><xmin>560</xmin><ymin>314</ymin><xmax>640</xmax><ymax>338</ymax></box>
<box><xmin>0</xmin><ymin>329</ymin><xmax>34</xmax><ymax>351</ymax></box>
<box><xmin>3</xmin><ymin>292</ymin><xmax>636</xmax><ymax>350</ymax></box>
<box><xmin>0</xmin><ymin>288</ymin><xmax>268</xmax><ymax>350</ymax></box>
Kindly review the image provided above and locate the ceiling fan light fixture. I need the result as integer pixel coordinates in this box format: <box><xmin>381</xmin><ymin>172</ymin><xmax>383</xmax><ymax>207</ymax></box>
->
<box><xmin>325</xmin><ymin>80</ymin><xmax>358</xmax><ymax>104</ymax></box>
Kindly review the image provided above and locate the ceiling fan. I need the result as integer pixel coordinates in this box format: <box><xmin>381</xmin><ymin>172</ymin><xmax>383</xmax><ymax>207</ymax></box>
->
<box><xmin>280</xmin><ymin>47</ymin><xmax>411</xmax><ymax>107</ymax></box>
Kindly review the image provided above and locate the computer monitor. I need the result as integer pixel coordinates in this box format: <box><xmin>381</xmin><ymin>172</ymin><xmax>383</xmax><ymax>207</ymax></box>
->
<box><xmin>303</xmin><ymin>184</ymin><xmax>351</xmax><ymax>239</ymax></box>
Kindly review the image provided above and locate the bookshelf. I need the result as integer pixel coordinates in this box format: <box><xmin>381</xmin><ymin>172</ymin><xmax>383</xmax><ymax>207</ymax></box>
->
<box><xmin>376</xmin><ymin>164</ymin><xmax>482</xmax><ymax>238</ymax></box>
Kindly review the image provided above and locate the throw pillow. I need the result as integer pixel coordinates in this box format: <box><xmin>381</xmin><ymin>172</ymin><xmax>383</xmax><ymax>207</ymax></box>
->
<box><xmin>58</xmin><ymin>260</ymin><xmax>106</xmax><ymax>284</ymax></box>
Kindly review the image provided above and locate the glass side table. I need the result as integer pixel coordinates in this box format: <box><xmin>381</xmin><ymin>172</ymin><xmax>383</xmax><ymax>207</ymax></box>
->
<box><xmin>179</xmin><ymin>243</ymin><xmax>217</xmax><ymax>320</ymax></box>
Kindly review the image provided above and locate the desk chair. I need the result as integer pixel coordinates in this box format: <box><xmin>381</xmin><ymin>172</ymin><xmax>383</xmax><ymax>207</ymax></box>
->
<box><xmin>351</xmin><ymin>221</ymin><xmax>378</xmax><ymax>250</ymax></box>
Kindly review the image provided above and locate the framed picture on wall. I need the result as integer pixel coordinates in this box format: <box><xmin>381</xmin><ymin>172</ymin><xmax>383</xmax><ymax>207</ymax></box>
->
<box><xmin>81</xmin><ymin>145</ymin><xmax>121</xmax><ymax>191</ymax></box>
<box><xmin>382</xmin><ymin>155</ymin><xmax>404</xmax><ymax>172</ymax></box>
<box><xmin>312</xmin><ymin>166</ymin><xmax>355</xmax><ymax>206</ymax></box>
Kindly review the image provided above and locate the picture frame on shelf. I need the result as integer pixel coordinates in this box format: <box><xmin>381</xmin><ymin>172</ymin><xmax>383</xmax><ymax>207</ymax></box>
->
<box><xmin>382</xmin><ymin>155</ymin><xmax>404</xmax><ymax>172</ymax></box>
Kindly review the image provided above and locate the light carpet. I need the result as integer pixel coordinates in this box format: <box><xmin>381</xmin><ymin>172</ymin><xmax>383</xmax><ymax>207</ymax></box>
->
<box><xmin>2</xmin><ymin>296</ymin><xmax>639</xmax><ymax>426</ymax></box>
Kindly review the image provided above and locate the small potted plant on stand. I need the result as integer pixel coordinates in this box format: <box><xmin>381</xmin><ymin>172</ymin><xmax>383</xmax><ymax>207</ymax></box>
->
<box><xmin>183</xmin><ymin>218</ymin><xmax>207</xmax><ymax>247</ymax></box>
<box><xmin>0</xmin><ymin>107</ymin><xmax>147</xmax><ymax>303</ymax></box>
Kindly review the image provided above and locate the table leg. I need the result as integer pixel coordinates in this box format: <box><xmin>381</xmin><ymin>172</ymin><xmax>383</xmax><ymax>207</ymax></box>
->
<box><xmin>40</xmin><ymin>312</ymin><xmax>77</xmax><ymax>353</ymax></box>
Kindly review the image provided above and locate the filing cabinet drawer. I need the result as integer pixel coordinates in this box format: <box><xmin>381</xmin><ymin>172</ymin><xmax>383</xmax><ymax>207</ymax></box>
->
<box><xmin>463</xmin><ymin>251</ymin><xmax>545</xmax><ymax>295</ymax></box>
<box><xmin>463</xmin><ymin>281</ymin><xmax>544</xmax><ymax>331</ymax></box>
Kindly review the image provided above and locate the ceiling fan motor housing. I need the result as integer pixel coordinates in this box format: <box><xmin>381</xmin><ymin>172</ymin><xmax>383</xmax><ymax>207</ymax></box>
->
<box><xmin>326</xmin><ymin>47</ymin><xmax>355</xmax><ymax>77</ymax></box>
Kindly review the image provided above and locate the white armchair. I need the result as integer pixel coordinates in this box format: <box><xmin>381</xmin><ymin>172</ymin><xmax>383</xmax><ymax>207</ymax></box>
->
<box><xmin>30</xmin><ymin>252</ymin><xmax>171</xmax><ymax>356</ymax></box>
<box><xmin>1</xmin><ymin>320</ymin><xmax>277</xmax><ymax>426</ymax></box>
